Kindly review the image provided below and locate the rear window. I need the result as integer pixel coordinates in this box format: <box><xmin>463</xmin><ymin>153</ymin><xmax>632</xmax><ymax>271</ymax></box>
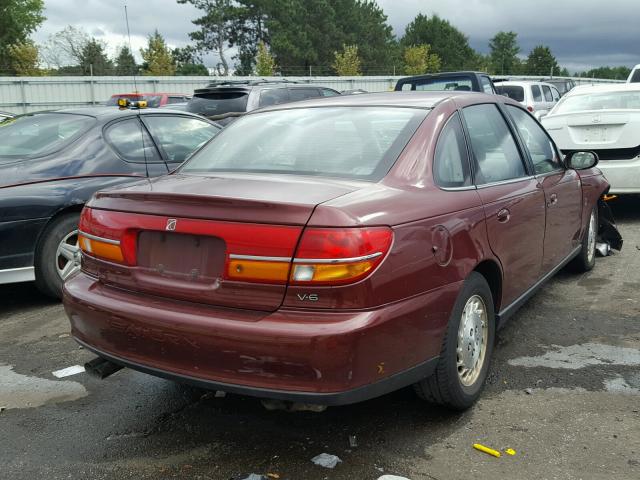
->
<box><xmin>496</xmin><ymin>85</ymin><xmax>525</xmax><ymax>102</ymax></box>
<box><xmin>106</xmin><ymin>95</ymin><xmax>163</xmax><ymax>107</ymax></box>
<box><xmin>186</xmin><ymin>92</ymin><xmax>249</xmax><ymax>116</ymax></box>
<box><xmin>554</xmin><ymin>90</ymin><xmax>640</xmax><ymax>114</ymax></box>
<box><xmin>400</xmin><ymin>77</ymin><xmax>474</xmax><ymax>92</ymax></box>
<box><xmin>0</xmin><ymin>113</ymin><xmax>94</xmax><ymax>160</ymax></box>
<box><xmin>181</xmin><ymin>107</ymin><xmax>428</xmax><ymax>181</ymax></box>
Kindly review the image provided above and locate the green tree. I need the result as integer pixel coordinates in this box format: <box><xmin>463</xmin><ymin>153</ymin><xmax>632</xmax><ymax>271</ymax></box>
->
<box><xmin>332</xmin><ymin>44</ymin><xmax>361</xmax><ymax>76</ymax></box>
<box><xmin>577</xmin><ymin>66</ymin><xmax>631</xmax><ymax>80</ymax></box>
<box><xmin>79</xmin><ymin>38</ymin><xmax>113</xmax><ymax>75</ymax></box>
<box><xmin>402</xmin><ymin>44</ymin><xmax>441</xmax><ymax>75</ymax></box>
<box><xmin>6</xmin><ymin>40</ymin><xmax>41</xmax><ymax>75</ymax></box>
<box><xmin>525</xmin><ymin>45</ymin><xmax>560</xmax><ymax>76</ymax></box>
<box><xmin>401</xmin><ymin>14</ymin><xmax>476</xmax><ymax>71</ymax></box>
<box><xmin>40</xmin><ymin>25</ymin><xmax>88</xmax><ymax>70</ymax></box>
<box><xmin>255</xmin><ymin>40</ymin><xmax>277</xmax><ymax>75</ymax></box>
<box><xmin>558</xmin><ymin>67</ymin><xmax>571</xmax><ymax>77</ymax></box>
<box><xmin>173</xmin><ymin>46</ymin><xmax>209</xmax><ymax>75</ymax></box>
<box><xmin>489</xmin><ymin>31</ymin><xmax>521</xmax><ymax>75</ymax></box>
<box><xmin>140</xmin><ymin>30</ymin><xmax>176</xmax><ymax>76</ymax></box>
<box><xmin>178</xmin><ymin>0</ymin><xmax>233</xmax><ymax>75</ymax></box>
<box><xmin>0</xmin><ymin>0</ymin><xmax>45</xmax><ymax>74</ymax></box>
<box><xmin>114</xmin><ymin>45</ymin><xmax>138</xmax><ymax>76</ymax></box>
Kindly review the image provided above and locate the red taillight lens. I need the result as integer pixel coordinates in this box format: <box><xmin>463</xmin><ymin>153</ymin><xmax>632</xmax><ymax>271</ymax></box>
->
<box><xmin>78</xmin><ymin>208</ymin><xmax>136</xmax><ymax>265</ymax></box>
<box><xmin>290</xmin><ymin>227</ymin><xmax>393</xmax><ymax>285</ymax></box>
<box><xmin>527</xmin><ymin>105</ymin><xmax>534</xmax><ymax>112</ymax></box>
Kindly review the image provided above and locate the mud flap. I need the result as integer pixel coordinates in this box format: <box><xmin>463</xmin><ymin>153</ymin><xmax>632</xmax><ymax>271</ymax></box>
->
<box><xmin>597</xmin><ymin>198</ymin><xmax>623</xmax><ymax>251</ymax></box>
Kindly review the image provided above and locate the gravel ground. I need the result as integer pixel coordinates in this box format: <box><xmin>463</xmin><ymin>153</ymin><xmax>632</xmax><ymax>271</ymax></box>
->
<box><xmin>1</xmin><ymin>197</ymin><xmax>639</xmax><ymax>480</ymax></box>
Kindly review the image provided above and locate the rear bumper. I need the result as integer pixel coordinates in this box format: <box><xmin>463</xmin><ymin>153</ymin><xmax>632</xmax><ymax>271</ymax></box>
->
<box><xmin>598</xmin><ymin>158</ymin><xmax>640</xmax><ymax>193</ymax></box>
<box><xmin>63</xmin><ymin>272</ymin><xmax>459</xmax><ymax>405</ymax></box>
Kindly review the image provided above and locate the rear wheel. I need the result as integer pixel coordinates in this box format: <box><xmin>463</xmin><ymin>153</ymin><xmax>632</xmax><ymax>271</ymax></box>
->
<box><xmin>34</xmin><ymin>213</ymin><xmax>81</xmax><ymax>299</ymax></box>
<box><xmin>414</xmin><ymin>272</ymin><xmax>495</xmax><ymax>410</ymax></box>
<box><xmin>570</xmin><ymin>206</ymin><xmax>597</xmax><ymax>272</ymax></box>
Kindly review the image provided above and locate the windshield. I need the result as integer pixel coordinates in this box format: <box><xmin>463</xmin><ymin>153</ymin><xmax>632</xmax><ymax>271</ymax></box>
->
<box><xmin>186</xmin><ymin>92</ymin><xmax>249</xmax><ymax>117</ymax></box>
<box><xmin>106</xmin><ymin>95</ymin><xmax>163</xmax><ymax>107</ymax></box>
<box><xmin>496</xmin><ymin>85</ymin><xmax>525</xmax><ymax>102</ymax></box>
<box><xmin>554</xmin><ymin>90</ymin><xmax>640</xmax><ymax>114</ymax></box>
<box><xmin>181</xmin><ymin>106</ymin><xmax>428</xmax><ymax>181</ymax></box>
<box><xmin>0</xmin><ymin>113</ymin><xmax>95</xmax><ymax>160</ymax></box>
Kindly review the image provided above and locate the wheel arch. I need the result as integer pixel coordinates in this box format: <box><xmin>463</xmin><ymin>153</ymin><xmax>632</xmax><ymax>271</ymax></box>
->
<box><xmin>472</xmin><ymin>259</ymin><xmax>503</xmax><ymax>314</ymax></box>
<box><xmin>34</xmin><ymin>203</ymin><xmax>85</xmax><ymax>258</ymax></box>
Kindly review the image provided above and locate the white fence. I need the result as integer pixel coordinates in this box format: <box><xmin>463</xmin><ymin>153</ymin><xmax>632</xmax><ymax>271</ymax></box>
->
<box><xmin>0</xmin><ymin>75</ymin><xmax>625</xmax><ymax>114</ymax></box>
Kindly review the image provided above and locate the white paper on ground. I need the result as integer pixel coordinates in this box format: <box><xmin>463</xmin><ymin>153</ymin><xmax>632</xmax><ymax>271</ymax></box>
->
<box><xmin>52</xmin><ymin>365</ymin><xmax>85</xmax><ymax>378</ymax></box>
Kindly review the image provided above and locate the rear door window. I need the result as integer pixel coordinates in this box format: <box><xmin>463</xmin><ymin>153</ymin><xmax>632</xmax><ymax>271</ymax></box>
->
<box><xmin>142</xmin><ymin>116</ymin><xmax>220</xmax><ymax>163</ymax></box>
<box><xmin>542</xmin><ymin>85</ymin><xmax>554</xmax><ymax>102</ymax></box>
<box><xmin>462</xmin><ymin>104</ymin><xmax>527</xmax><ymax>185</ymax></box>
<box><xmin>259</xmin><ymin>88</ymin><xmax>291</xmax><ymax>107</ymax></box>
<box><xmin>433</xmin><ymin>112</ymin><xmax>471</xmax><ymax>188</ymax></box>
<box><xmin>288</xmin><ymin>88</ymin><xmax>321</xmax><ymax>102</ymax></box>
<box><xmin>104</xmin><ymin>118</ymin><xmax>162</xmax><ymax>163</ymax></box>
<box><xmin>531</xmin><ymin>85</ymin><xmax>543</xmax><ymax>102</ymax></box>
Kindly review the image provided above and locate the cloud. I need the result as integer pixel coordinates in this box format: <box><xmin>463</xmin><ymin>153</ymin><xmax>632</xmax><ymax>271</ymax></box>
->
<box><xmin>32</xmin><ymin>0</ymin><xmax>640</xmax><ymax>71</ymax></box>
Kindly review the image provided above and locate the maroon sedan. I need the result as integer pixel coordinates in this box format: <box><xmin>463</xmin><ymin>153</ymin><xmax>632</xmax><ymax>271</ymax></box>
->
<box><xmin>64</xmin><ymin>92</ymin><xmax>610</xmax><ymax>410</ymax></box>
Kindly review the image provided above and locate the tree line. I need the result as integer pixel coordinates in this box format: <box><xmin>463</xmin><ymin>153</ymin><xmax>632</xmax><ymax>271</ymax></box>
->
<box><xmin>0</xmin><ymin>0</ymin><xmax>633</xmax><ymax>79</ymax></box>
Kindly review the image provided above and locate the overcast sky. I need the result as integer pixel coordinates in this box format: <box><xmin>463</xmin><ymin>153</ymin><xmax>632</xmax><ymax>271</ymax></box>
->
<box><xmin>32</xmin><ymin>0</ymin><xmax>639</xmax><ymax>72</ymax></box>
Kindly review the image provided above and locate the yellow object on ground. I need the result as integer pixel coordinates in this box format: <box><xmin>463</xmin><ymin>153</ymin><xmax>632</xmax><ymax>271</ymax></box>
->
<box><xmin>473</xmin><ymin>443</ymin><xmax>501</xmax><ymax>457</ymax></box>
<box><xmin>505</xmin><ymin>448</ymin><xmax>517</xmax><ymax>456</ymax></box>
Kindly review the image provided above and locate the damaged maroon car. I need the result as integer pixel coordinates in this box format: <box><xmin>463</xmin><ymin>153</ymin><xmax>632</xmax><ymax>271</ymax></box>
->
<box><xmin>63</xmin><ymin>92</ymin><xmax>617</xmax><ymax>410</ymax></box>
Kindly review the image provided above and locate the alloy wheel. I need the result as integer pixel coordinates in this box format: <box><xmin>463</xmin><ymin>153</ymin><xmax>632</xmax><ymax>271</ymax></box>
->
<box><xmin>456</xmin><ymin>294</ymin><xmax>489</xmax><ymax>387</ymax></box>
<box><xmin>56</xmin><ymin>229</ymin><xmax>81</xmax><ymax>280</ymax></box>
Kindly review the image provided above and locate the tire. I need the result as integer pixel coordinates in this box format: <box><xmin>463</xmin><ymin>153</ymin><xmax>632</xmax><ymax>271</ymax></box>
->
<box><xmin>570</xmin><ymin>206</ymin><xmax>597</xmax><ymax>273</ymax></box>
<box><xmin>34</xmin><ymin>213</ymin><xmax>81</xmax><ymax>299</ymax></box>
<box><xmin>414</xmin><ymin>272</ymin><xmax>495</xmax><ymax>411</ymax></box>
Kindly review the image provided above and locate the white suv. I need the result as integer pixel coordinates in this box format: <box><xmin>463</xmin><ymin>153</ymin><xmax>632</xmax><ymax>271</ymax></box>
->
<box><xmin>495</xmin><ymin>81</ymin><xmax>561</xmax><ymax>119</ymax></box>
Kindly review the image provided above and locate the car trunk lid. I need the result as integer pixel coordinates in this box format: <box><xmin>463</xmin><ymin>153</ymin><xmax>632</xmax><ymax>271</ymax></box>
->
<box><xmin>81</xmin><ymin>174</ymin><xmax>363</xmax><ymax>311</ymax></box>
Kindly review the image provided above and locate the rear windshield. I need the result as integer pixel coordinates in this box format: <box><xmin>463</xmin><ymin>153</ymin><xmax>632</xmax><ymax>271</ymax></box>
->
<box><xmin>399</xmin><ymin>77</ymin><xmax>474</xmax><ymax>92</ymax></box>
<box><xmin>496</xmin><ymin>85</ymin><xmax>525</xmax><ymax>102</ymax></box>
<box><xmin>180</xmin><ymin>106</ymin><xmax>428</xmax><ymax>181</ymax></box>
<box><xmin>554</xmin><ymin>90</ymin><xmax>640</xmax><ymax>114</ymax></box>
<box><xmin>106</xmin><ymin>95</ymin><xmax>163</xmax><ymax>107</ymax></box>
<box><xmin>186</xmin><ymin>92</ymin><xmax>249</xmax><ymax>117</ymax></box>
<box><xmin>0</xmin><ymin>113</ymin><xmax>95</xmax><ymax>160</ymax></box>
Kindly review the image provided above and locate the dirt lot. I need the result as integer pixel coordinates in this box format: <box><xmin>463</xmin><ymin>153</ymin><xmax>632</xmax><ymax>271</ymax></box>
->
<box><xmin>1</xmin><ymin>197</ymin><xmax>639</xmax><ymax>480</ymax></box>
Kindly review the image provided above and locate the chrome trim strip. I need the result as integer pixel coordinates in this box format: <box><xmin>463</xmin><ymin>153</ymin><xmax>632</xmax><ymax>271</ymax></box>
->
<box><xmin>78</xmin><ymin>230</ymin><xmax>120</xmax><ymax>245</ymax></box>
<box><xmin>229</xmin><ymin>254</ymin><xmax>292</xmax><ymax>262</ymax></box>
<box><xmin>228</xmin><ymin>252</ymin><xmax>383</xmax><ymax>264</ymax></box>
<box><xmin>0</xmin><ymin>266</ymin><xmax>35</xmax><ymax>285</ymax></box>
<box><xmin>293</xmin><ymin>252</ymin><xmax>383</xmax><ymax>264</ymax></box>
<box><xmin>476</xmin><ymin>175</ymin><xmax>536</xmax><ymax>189</ymax></box>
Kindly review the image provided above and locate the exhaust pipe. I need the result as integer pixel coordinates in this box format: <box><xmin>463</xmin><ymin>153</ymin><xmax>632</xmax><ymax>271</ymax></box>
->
<box><xmin>84</xmin><ymin>356</ymin><xmax>124</xmax><ymax>379</ymax></box>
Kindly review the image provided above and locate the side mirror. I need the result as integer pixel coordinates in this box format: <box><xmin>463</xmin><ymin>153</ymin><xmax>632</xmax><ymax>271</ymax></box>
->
<box><xmin>565</xmin><ymin>151</ymin><xmax>599</xmax><ymax>170</ymax></box>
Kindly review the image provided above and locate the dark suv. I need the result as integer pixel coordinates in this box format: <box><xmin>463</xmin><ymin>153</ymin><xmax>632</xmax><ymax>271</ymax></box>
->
<box><xmin>186</xmin><ymin>80</ymin><xmax>341</xmax><ymax>124</ymax></box>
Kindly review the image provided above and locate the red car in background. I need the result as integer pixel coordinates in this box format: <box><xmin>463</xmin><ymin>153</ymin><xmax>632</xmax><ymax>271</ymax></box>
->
<box><xmin>64</xmin><ymin>92</ymin><xmax>615</xmax><ymax>410</ymax></box>
<box><xmin>105</xmin><ymin>93</ymin><xmax>191</xmax><ymax>108</ymax></box>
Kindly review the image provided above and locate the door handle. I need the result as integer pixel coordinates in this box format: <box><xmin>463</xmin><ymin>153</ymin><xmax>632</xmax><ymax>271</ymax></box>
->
<box><xmin>547</xmin><ymin>193</ymin><xmax>558</xmax><ymax>207</ymax></box>
<box><xmin>497</xmin><ymin>208</ymin><xmax>510</xmax><ymax>223</ymax></box>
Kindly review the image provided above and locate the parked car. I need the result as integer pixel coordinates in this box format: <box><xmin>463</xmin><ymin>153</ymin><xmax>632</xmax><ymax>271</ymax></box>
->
<box><xmin>106</xmin><ymin>93</ymin><xmax>191</xmax><ymax>108</ymax></box>
<box><xmin>627</xmin><ymin>64</ymin><xmax>640</xmax><ymax>83</ymax></box>
<box><xmin>544</xmin><ymin>78</ymin><xmax>576</xmax><ymax>96</ymax></box>
<box><xmin>495</xmin><ymin>81</ymin><xmax>561</xmax><ymax>119</ymax></box>
<box><xmin>186</xmin><ymin>80</ymin><xmax>341</xmax><ymax>125</ymax></box>
<box><xmin>542</xmin><ymin>83</ymin><xmax>640</xmax><ymax>194</ymax></box>
<box><xmin>395</xmin><ymin>71</ymin><xmax>496</xmax><ymax>94</ymax></box>
<box><xmin>0</xmin><ymin>107</ymin><xmax>220</xmax><ymax>297</ymax></box>
<box><xmin>64</xmin><ymin>91</ymin><xmax>614</xmax><ymax>410</ymax></box>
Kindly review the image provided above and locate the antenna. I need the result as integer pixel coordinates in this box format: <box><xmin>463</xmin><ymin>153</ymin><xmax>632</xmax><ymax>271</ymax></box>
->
<box><xmin>123</xmin><ymin>4</ymin><xmax>150</xmax><ymax>179</ymax></box>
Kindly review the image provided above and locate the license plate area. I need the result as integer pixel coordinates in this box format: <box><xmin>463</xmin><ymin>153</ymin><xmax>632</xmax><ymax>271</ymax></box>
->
<box><xmin>137</xmin><ymin>231</ymin><xmax>226</xmax><ymax>282</ymax></box>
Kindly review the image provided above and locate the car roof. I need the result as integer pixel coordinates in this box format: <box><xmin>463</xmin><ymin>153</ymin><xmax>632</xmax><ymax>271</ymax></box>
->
<box><xmin>564</xmin><ymin>83</ymin><xmax>640</xmax><ymax>97</ymax></box>
<box><xmin>109</xmin><ymin>92</ymin><xmax>189</xmax><ymax>96</ymax></box>
<box><xmin>253</xmin><ymin>91</ymin><xmax>495</xmax><ymax>112</ymax></box>
<box><xmin>27</xmin><ymin>106</ymin><xmax>210</xmax><ymax>120</ymax></box>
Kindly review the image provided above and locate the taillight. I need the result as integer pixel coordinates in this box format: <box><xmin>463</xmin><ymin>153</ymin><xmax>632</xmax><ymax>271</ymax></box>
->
<box><xmin>527</xmin><ymin>105</ymin><xmax>534</xmax><ymax>112</ymax></box>
<box><xmin>226</xmin><ymin>227</ymin><xmax>393</xmax><ymax>286</ymax></box>
<box><xmin>291</xmin><ymin>227</ymin><xmax>393</xmax><ymax>285</ymax></box>
<box><xmin>78</xmin><ymin>208</ymin><xmax>136</xmax><ymax>265</ymax></box>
